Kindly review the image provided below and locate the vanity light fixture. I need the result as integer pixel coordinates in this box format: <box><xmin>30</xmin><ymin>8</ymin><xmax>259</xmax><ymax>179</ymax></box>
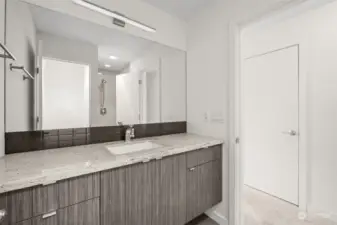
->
<box><xmin>72</xmin><ymin>0</ymin><xmax>156</xmax><ymax>33</ymax></box>
<box><xmin>105</xmin><ymin>64</ymin><xmax>111</xmax><ymax>68</ymax></box>
<box><xmin>109</xmin><ymin>55</ymin><xmax>118</xmax><ymax>60</ymax></box>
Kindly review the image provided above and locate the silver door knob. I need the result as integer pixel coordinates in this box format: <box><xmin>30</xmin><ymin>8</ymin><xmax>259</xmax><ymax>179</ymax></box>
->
<box><xmin>282</xmin><ymin>130</ymin><xmax>297</xmax><ymax>136</ymax></box>
<box><xmin>0</xmin><ymin>209</ymin><xmax>7</xmax><ymax>222</ymax></box>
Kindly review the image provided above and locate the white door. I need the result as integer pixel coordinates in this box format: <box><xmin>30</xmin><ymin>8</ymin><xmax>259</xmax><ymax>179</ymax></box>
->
<box><xmin>41</xmin><ymin>58</ymin><xmax>90</xmax><ymax>130</ymax></box>
<box><xmin>242</xmin><ymin>46</ymin><xmax>299</xmax><ymax>205</ymax></box>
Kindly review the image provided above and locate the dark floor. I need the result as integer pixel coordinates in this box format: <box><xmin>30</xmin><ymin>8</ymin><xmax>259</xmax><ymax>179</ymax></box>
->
<box><xmin>187</xmin><ymin>214</ymin><xmax>219</xmax><ymax>225</ymax></box>
<box><xmin>196</xmin><ymin>218</ymin><xmax>219</xmax><ymax>225</ymax></box>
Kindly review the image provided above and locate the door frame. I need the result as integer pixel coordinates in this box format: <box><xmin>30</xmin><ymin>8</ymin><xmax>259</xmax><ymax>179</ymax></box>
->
<box><xmin>230</xmin><ymin>21</ymin><xmax>309</xmax><ymax>225</ymax></box>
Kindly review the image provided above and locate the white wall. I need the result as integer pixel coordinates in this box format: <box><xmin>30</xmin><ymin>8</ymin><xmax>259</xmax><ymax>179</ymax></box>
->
<box><xmin>98</xmin><ymin>70</ymin><xmax>117</xmax><ymax>126</ymax></box>
<box><xmin>186</xmin><ymin>0</ymin><xmax>310</xmax><ymax>223</ymax></box>
<box><xmin>241</xmin><ymin>0</ymin><xmax>337</xmax><ymax>219</ymax></box>
<box><xmin>21</xmin><ymin>0</ymin><xmax>187</xmax><ymax>51</ymax></box>
<box><xmin>6</xmin><ymin>0</ymin><xmax>36</xmax><ymax>132</ymax></box>
<box><xmin>129</xmin><ymin>44</ymin><xmax>186</xmax><ymax>123</ymax></box>
<box><xmin>160</xmin><ymin>47</ymin><xmax>186</xmax><ymax>123</ymax></box>
<box><xmin>0</xmin><ymin>0</ymin><xmax>5</xmax><ymax>156</ymax></box>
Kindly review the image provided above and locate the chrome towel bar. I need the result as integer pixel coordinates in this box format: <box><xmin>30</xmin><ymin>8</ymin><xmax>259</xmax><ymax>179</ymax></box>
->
<box><xmin>10</xmin><ymin>63</ymin><xmax>34</xmax><ymax>80</ymax></box>
<box><xmin>0</xmin><ymin>43</ymin><xmax>16</xmax><ymax>61</ymax></box>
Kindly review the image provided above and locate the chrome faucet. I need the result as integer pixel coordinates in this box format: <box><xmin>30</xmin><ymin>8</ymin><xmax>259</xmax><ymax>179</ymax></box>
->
<box><xmin>125</xmin><ymin>125</ymin><xmax>135</xmax><ymax>142</ymax></box>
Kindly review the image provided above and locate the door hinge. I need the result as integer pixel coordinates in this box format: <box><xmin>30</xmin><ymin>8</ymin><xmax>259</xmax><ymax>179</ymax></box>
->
<box><xmin>235</xmin><ymin>137</ymin><xmax>240</xmax><ymax>144</ymax></box>
<box><xmin>36</xmin><ymin>67</ymin><xmax>40</xmax><ymax>74</ymax></box>
<box><xmin>36</xmin><ymin>116</ymin><xmax>40</xmax><ymax>124</ymax></box>
<box><xmin>138</xmin><ymin>80</ymin><xmax>142</xmax><ymax>85</ymax></box>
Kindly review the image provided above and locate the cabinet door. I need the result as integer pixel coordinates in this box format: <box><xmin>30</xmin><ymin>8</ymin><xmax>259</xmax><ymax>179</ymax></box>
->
<box><xmin>186</xmin><ymin>164</ymin><xmax>200</xmax><ymax>222</ymax></box>
<box><xmin>58</xmin><ymin>198</ymin><xmax>99</xmax><ymax>225</ymax></box>
<box><xmin>7</xmin><ymin>188</ymin><xmax>33</xmax><ymax>223</ymax></box>
<box><xmin>58</xmin><ymin>173</ymin><xmax>100</xmax><ymax>208</ymax></box>
<box><xmin>100</xmin><ymin>167</ymin><xmax>126</xmax><ymax>225</ymax></box>
<box><xmin>153</xmin><ymin>155</ymin><xmax>186</xmax><ymax>225</ymax></box>
<box><xmin>186</xmin><ymin>160</ymin><xmax>222</xmax><ymax>222</ymax></box>
<box><xmin>212</xmin><ymin>160</ymin><xmax>222</xmax><ymax>206</ymax></box>
<box><xmin>198</xmin><ymin>161</ymin><xmax>216</xmax><ymax>213</ymax></box>
<box><xmin>0</xmin><ymin>188</ymin><xmax>33</xmax><ymax>225</ymax></box>
<box><xmin>32</xmin><ymin>184</ymin><xmax>59</xmax><ymax>217</ymax></box>
<box><xmin>125</xmin><ymin>162</ymin><xmax>155</xmax><ymax>225</ymax></box>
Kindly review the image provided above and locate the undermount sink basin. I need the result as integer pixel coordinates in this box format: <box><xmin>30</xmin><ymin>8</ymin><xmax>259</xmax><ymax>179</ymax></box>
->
<box><xmin>106</xmin><ymin>141</ymin><xmax>163</xmax><ymax>155</ymax></box>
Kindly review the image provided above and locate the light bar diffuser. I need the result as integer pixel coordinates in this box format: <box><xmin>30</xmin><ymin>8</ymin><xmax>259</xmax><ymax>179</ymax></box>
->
<box><xmin>72</xmin><ymin>0</ymin><xmax>156</xmax><ymax>33</ymax></box>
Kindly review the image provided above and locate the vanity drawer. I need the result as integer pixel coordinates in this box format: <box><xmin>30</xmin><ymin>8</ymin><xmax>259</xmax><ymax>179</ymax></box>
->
<box><xmin>58</xmin><ymin>198</ymin><xmax>100</xmax><ymax>225</ymax></box>
<box><xmin>186</xmin><ymin>144</ymin><xmax>222</xmax><ymax>168</ymax></box>
<box><xmin>58</xmin><ymin>173</ymin><xmax>100</xmax><ymax>208</ymax></box>
<box><xmin>32</xmin><ymin>184</ymin><xmax>59</xmax><ymax>217</ymax></box>
<box><xmin>15</xmin><ymin>212</ymin><xmax>57</xmax><ymax>225</ymax></box>
<box><xmin>0</xmin><ymin>184</ymin><xmax>59</xmax><ymax>224</ymax></box>
<box><xmin>0</xmin><ymin>188</ymin><xmax>33</xmax><ymax>224</ymax></box>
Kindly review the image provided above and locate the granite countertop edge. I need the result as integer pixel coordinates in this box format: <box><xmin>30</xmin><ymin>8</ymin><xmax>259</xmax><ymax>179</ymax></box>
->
<box><xmin>0</xmin><ymin>133</ymin><xmax>224</xmax><ymax>194</ymax></box>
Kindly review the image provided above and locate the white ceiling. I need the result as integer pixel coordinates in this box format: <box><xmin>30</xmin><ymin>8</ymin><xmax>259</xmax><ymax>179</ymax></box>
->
<box><xmin>141</xmin><ymin>0</ymin><xmax>217</xmax><ymax>21</ymax></box>
<box><xmin>29</xmin><ymin>5</ymin><xmax>154</xmax><ymax>72</ymax></box>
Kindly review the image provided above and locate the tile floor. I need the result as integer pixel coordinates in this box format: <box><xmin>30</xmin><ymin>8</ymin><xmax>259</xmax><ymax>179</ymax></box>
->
<box><xmin>243</xmin><ymin>186</ymin><xmax>337</xmax><ymax>225</ymax></box>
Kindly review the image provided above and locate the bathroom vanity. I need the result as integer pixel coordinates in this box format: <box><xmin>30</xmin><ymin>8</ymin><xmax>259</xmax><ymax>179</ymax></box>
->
<box><xmin>0</xmin><ymin>0</ymin><xmax>226</xmax><ymax>224</ymax></box>
<box><xmin>0</xmin><ymin>134</ymin><xmax>223</xmax><ymax>225</ymax></box>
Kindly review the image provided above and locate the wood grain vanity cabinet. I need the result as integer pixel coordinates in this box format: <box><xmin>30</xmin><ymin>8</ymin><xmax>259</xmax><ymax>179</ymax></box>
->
<box><xmin>0</xmin><ymin>144</ymin><xmax>223</xmax><ymax>225</ymax></box>
<box><xmin>152</xmin><ymin>155</ymin><xmax>187</xmax><ymax>225</ymax></box>
<box><xmin>58</xmin><ymin>173</ymin><xmax>100</xmax><ymax>208</ymax></box>
<box><xmin>125</xmin><ymin>161</ymin><xmax>156</xmax><ymax>225</ymax></box>
<box><xmin>15</xmin><ymin>214</ymin><xmax>57</xmax><ymax>225</ymax></box>
<box><xmin>186</xmin><ymin>145</ymin><xmax>223</xmax><ymax>222</ymax></box>
<box><xmin>0</xmin><ymin>173</ymin><xmax>100</xmax><ymax>225</ymax></box>
<box><xmin>58</xmin><ymin>198</ymin><xmax>100</xmax><ymax>225</ymax></box>
<box><xmin>2</xmin><ymin>188</ymin><xmax>33</xmax><ymax>224</ymax></box>
<box><xmin>32</xmin><ymin>184</ymin><xmax>58</xmax><ymax>217</ymax></box>
<box><xmin>15</xmin><ymin>198</ymin><xmax>99</xmax><ymax>225</ymax></box>
<box><xmin>100</xmin><ymin>153</ymin><xmax>187</xmax><ymax>225</ymax></box>
<box><xmin>100</xmin><ymin>167</ymin><xmax>126</xmax><ymax>225</ymax></box>
<box><xmin>125</xmin><ymin>154</ymin><xmax>187</xmax><ymax>225</ymax></box>
<box><xmin>0</xmin><ymin>185</ymin><xmax>59</xmax><ymax>225</ymax></box>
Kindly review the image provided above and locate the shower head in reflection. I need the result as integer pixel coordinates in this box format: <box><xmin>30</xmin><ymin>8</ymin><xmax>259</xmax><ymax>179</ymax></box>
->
<box><xmin>100</xmin><ymin>79</ymin><xmax>107</xmax><ymax>115</ymax></box>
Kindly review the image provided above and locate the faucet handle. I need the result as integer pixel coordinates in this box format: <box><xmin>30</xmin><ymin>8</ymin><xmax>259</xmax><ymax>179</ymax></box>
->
<box><xmin>130</xmin><ymin>125</ymin><xmax>135</xmax><ymax>137</ymax></box>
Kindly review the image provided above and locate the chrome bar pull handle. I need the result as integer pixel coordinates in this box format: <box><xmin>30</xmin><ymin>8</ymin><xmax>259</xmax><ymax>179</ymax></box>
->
<box><xmin>0</xmin><ymin>209</ymin><xmax>7</xmax><ymax>222</ymax></box>
<box><xmin>10</xmin><ymin>63</ymin><xmax>34</xmax><ymax>80</ymax></box>
<box><xmin>282</xmin><ymin>130</ymin><xmax>297</xmax><ymax>136</ymax></box>
<box><xmin>42</xmin><ymin>211</ymin><xmax>56</xmax><ymax>219</ymax></box>
<box><xmin>0</xmin><ymin>43</ymin><xmax>16</xmax><ymax>61</ymax></box>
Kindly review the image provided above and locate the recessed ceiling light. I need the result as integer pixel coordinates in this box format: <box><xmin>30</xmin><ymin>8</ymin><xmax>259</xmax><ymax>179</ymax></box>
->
<box><xmin>105</xmin><ymin>64</ymin><xmax>111</xmax><ymax>68</ymax></box>
<box><xmin>98</xmin><ymin>72</ymin><xmax>103</xmax><ymax>75</ymax></box>
<box><xmin>109</xmin><ymin>55</ymin><xmax>118</xmax><ymax>60</ymax></box>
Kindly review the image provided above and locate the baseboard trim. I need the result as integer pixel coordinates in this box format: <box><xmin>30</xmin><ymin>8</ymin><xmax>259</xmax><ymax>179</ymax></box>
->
<box><xmin>207</xmin><ymin>210</ymin><xmax>229</xmax><ymax>225</ymax></box>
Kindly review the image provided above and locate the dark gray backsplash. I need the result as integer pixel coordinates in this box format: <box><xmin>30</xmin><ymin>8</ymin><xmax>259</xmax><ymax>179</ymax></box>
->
<box><xmin>5</xmin><ymin>122</ymin><xmax>187</xmax><ymax>154</ymax></box>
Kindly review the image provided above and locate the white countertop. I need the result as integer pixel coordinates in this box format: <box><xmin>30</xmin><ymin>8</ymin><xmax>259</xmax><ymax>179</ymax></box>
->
<box><xmin>0</xmin><ymin>133</ymin><xmax>224</xmax><ymax>194</ymax></box>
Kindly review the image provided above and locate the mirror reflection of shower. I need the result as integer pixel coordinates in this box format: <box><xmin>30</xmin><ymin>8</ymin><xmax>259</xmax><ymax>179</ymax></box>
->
<box><xmin>100</xmin><ymin>79</ymin><xmax>107</xmax><ymax>115</ymax></box>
